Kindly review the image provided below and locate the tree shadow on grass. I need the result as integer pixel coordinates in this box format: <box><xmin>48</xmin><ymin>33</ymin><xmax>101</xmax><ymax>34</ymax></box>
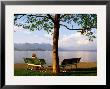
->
<box><xmin>14</xmin><ymin>67</ymin><xmax>97</xmax><ymax>76</ymax></box>
<box><xmin>57</xmin><ymin>67</ymin><xmax>97</xmax><ymax>76</ymax></box>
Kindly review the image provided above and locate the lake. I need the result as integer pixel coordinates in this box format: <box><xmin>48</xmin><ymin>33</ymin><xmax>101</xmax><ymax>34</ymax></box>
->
<box><xmin>14</xmin><ymin>51</ymin><xmax>97</xmax><ymax>65</ymax></box>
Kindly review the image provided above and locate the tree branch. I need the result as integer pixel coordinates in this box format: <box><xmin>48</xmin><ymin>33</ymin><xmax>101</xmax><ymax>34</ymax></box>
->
<box><xmin>14</xmin><ymin>14</ymin><xmax>26</xmax><ymax>21</ymax></box>
<box><xmin>33</xmin><ymin>15</ymin><xmax>48</xmax><ymax>18</ymax></box>
<box><xmin>60</xmin><ymin>24</ymin><xmax>83</xmax><ymax>30</ymax></box>
<box><xmin>47</xmin><ymin>14</ymin><xmax>55</xmax><ymax>23</ymax></box>
<box><xmin>15</xmin><ymin>14</ymin><xmax>50</xmax><ymax>21</ymax></box>
<box><xmin>60</xmin><ymin>14</ymin><xmax>67</xmax><ymax>19</ymax></box>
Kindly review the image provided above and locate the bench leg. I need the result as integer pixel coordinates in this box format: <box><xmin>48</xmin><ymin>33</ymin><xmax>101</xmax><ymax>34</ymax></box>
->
<box><xmin>63</xmin><ymin>67</ymin><xmax>67</xmax><ymax>72</ymax></box>
<box><xmin>71</xmin><ymin>65</ymin><xmax>73</xmax><ymax>70</ymax></box>
<box><xmin>26</xmin><ymin>65</ymin><xmax>28</xmax><ymax>70</ymax></box>
<box><xmin>27</xmin><ymin>65</ymin><xmax>31</xmax><ymax>70</ymax></box>
<box><xmin>75</xmin><ymin>64</ymin><xmax>77</xmax><ymax>69</ymax></box>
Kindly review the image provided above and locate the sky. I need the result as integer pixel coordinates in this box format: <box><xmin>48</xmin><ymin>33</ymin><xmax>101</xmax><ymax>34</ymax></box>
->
<box><xmin>14</xmin><ymin>15</ymin><xmax>97</xmax><ymax>50</ymax></box>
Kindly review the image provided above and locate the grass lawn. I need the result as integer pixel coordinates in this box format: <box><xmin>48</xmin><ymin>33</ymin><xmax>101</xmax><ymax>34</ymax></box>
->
<box><xmin>14</xmin><ymin>67</ymin><xmax>97</xmax><ymax>76</ymax></box>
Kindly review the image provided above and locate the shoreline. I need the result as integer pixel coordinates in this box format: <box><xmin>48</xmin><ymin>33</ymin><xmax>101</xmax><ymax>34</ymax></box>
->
<box><xmin>14</xmin><ymin>62</ymin><xmax>97</xmax><ymax>69</ymax></box>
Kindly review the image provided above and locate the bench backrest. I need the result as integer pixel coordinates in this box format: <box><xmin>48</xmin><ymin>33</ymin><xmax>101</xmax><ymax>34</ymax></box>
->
<box><xmin>24</xmin><ymin>58</ymin><xmax>46</xmax><ymax>65</ymax></box>
<box><xmin>61</xmin><ymin>58</ymin><xmax>81</xmax><ymax>65</ymax></box>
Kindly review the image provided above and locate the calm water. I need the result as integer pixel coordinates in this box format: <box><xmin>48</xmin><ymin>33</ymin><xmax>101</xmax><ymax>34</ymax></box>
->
<box><xmin>14</xmin><ymin>51</ymin><xmax>97</xmax><ymax>65</ymax></box>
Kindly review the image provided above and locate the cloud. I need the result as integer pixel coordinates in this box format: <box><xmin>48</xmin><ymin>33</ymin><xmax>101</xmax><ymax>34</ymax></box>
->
<box><xmin>29</xmin><ymin>33</ymin><xmax>52</xmax><ymax>44</ymax></box>
<box><xmin>44</xmin><ymin>33</ymin><xmax>52</xmax><ymax>39</ymax></box>
<box><xmin>14</xmin><ymin>26</ymin><xmax>25</xmax><ymax>32</ymax></box>
<box><xmin>14</xmin><ymin>26</ymin><xmax>31</xmax><ymax>35</ymax></box>
<box><xmin>14</xmin><ymin>27</ymin><xmax>52</xmax><ymax>44</ymax></box>
<box><xmin>59</xmin><ymin>32</ymin><xmax>97</xmax><ymax>50</ymax></box>
<box><xmin>23</xmin><ymin>31</ymin><xmax>31</xmax><ymax>34</ymax></box>
<box><xmin>14</xmin><ymin>25</ymin><xmax>97</xmax><ymax>50</ymax></box>
<box><xmin>31</xmin><ymin>32</ymin><xmax>97</xmax><ymax>50</ymax></box>
<box><xmin>77</xmin><ymin>40</ymin><xmax>89</xmax><ymax>45</ymax></box>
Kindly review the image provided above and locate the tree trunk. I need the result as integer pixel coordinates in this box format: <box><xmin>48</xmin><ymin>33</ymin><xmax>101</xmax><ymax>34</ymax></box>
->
<box><xmin>52</xmin><ymin>14</ymin><xmax>60</xmax><ymax>74</ymax></box>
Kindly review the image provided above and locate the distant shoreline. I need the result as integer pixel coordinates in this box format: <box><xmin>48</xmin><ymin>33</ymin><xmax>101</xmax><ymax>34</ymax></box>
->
<box><xmin>14</xmin><ymin>43</ymin><xmax>97</xmax><ymax>51</ymax></box>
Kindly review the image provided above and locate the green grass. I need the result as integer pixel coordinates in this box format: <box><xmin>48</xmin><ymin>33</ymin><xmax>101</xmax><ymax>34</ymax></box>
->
<box><xmin>14</xmin><ymin>68</ymin><xmax>97</xmax><ymax>76</ymax></box>
<box><xmin>14</xmin><ymin>69</ymin><xmax>52</xmax><ymax>76</ymax></box>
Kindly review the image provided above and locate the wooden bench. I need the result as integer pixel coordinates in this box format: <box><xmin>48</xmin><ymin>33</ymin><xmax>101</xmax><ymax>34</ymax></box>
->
<box><xmin>24</xmin><ymin>58</ymin><xmax>46</xmax><ymax>70</ymax></box>
<box><xmin>61</xmin><ymin>58</ymin><xmax>81</xmax><ymax>69</ymax></box>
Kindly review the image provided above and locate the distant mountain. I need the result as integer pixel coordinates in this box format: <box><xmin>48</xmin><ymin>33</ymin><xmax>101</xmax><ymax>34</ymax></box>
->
<box><xmin>14</xmin><ymin>43</ymin><xmax>64</xmax><ymax>51</ymax></box>
<box><xmin>14</xmin><ymin>43</ymin><xmax>96</xmax><ymax>51</ymax></box>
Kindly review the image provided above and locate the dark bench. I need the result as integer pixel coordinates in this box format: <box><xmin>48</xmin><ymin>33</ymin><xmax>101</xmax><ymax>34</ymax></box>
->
<box><xmin>61</xmin><ymin>58</ymin><xmax>81</xmax><ymax>69</ymax></box>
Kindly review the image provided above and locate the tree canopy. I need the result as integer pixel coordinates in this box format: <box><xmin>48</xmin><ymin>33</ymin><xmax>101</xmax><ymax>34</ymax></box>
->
<box><xmin>14</xmin><ymin>14</ymin><xmax>97</xmax><ymax>41</ymax></box>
